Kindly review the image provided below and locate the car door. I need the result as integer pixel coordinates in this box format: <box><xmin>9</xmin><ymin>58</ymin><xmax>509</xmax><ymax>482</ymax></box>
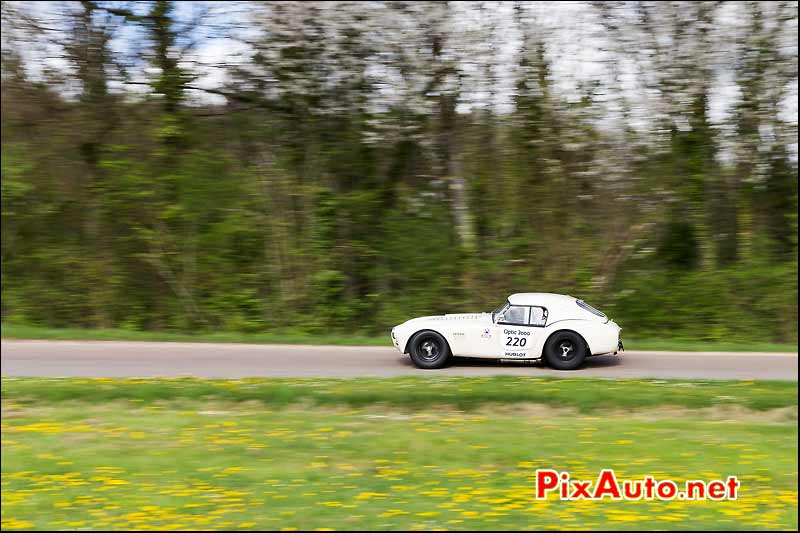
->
<box><xmin>495</xmin><ymin>305</ymin><xmax>547</xmax><ymax>359</ymax></box>
<box><xmin>460</xmin><ymin>315</ymin><xmax>501</xmax><ymax>357</ymax></box>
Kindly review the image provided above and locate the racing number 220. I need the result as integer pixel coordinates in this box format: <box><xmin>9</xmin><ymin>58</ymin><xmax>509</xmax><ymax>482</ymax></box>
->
<box><xmin>506</xmin><ymin>336</ymin><xmax>527</xmax><ymax>347</ymax></box>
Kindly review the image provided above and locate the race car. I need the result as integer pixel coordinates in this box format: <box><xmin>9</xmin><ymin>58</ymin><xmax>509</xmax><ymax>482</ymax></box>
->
<box><xmin>391</xmin><ymin>293</ymin><xmax>622</xmax><ymax>370</ymax></box>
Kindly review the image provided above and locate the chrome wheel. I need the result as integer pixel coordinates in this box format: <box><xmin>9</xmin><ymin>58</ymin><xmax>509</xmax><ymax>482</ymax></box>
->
<box><xmin>418</xmin><ymin>338</ymin><xmax>441</xmax><ymax>361</ymax></box>
<box><xmin>559</xmin><ymin>341</ymin><xmax>574</xmax><ymax>359</ymax></box>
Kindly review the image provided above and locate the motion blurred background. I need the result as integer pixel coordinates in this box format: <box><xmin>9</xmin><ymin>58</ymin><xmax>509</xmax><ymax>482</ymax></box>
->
<box><xmin>1</xmin><ymin>1</ymin><xmax>797</xmax><ymax>344</ymax></box>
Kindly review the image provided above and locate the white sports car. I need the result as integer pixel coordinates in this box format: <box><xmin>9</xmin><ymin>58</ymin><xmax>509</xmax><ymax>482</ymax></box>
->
<box><xmin>391</xmin><ymin>293</ymin><xmax>622</xmax><ymax>370</ymax></box>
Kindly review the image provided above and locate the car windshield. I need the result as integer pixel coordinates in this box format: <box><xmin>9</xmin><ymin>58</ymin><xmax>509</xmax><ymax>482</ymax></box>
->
<box><xmin>491</xmin><ymin>301</ymin><xmax>509</xmax><ymax>321</ymax></box>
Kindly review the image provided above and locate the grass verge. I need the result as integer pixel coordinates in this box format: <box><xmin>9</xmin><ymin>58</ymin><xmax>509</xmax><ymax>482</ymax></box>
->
<box><xmin>2</xmin><ymin>376</ymin><xmax>797</xmax><ymax>412</ymax></box>
<box><xmin>1</xmin><ymin>377</ymin><xmax>797</xmax><ymax>530</ymax></box>
<box><xmin>2</xmin><ymin>323</ymin><xmax>797</xmax><ymax>352</ymax></box>
<box><xmin>0</xmin><ymin>323</ymin><xmax>388</xmax><ymax>346</ymax></box>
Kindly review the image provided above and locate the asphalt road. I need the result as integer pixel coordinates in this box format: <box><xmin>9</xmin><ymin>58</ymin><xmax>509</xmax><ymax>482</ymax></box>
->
<box><xmin>1</xmin><ymin>340</ymin><xmax>797</xmax><ymax>380</ymax></box>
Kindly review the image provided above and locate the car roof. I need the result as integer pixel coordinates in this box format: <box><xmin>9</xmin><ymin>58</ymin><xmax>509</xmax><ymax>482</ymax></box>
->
<box><xmin>507</xmin><ymin>292</ymin><xmax>578</xmax><ymax>308</ymax></box>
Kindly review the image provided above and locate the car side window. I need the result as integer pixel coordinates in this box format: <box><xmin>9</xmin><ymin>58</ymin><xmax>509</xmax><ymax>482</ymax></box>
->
<box><xmin>498</xmin><ymin>305</ymin><xmax>529</xmax><ymax>325</ymax></box>
<box><xmin>529</xmin><ymin>306</ymin><xmax>547</xmax><ymax>326</ymax></box>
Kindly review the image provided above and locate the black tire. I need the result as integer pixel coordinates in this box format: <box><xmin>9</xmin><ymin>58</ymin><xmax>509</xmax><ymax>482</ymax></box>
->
<box><xmin>543</xmin><ymin>330</ymin><xmax>587</xmax><ymax>370</ymax></box>
<box><xmin>408</xmin><ymin>331</ymin><xmax>451</xmax><ymax>369</ymax></box>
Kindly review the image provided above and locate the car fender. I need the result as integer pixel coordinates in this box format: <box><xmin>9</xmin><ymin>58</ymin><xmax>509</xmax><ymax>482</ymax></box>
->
<box><xmin>401</xmin><ymin>326</ymin><xmax>451</xmax><ymax>355</ymax></box>
<box><xmin>395</xmin><ymin>314</ymin><xmax>490</xmax><ymax>355</ymax></box>
<box><xmin>535</xmin><ymin>319</ymin><xmax>619</xmax><ymax>357</ymax></box>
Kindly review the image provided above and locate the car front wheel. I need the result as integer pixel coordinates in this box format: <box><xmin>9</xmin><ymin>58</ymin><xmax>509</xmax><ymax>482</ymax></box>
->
<box><xmin>409</xmin><ymin>331</ymin><xmax>451</xmax><ymax>369</ymax></box>
<box><xmin>543</xmin><ymin>331</ymin><xmax>587</xmax><ymax>370</ymax></box>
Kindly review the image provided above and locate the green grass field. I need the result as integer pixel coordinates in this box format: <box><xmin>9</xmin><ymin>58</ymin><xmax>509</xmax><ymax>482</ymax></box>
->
<box><xmin>2</xmin><ymin>376</ymin><xmax>798</xmax><ymax>412</ymax></box>
<box><xmin>2</xmin><ymin>323</ymin><xmax>797</xmax><ymax>352</ymax></box>
<box><xmin>2</xmin><ymin>378</ymin><xmax>797</xmax><ymax>530</ymax></box>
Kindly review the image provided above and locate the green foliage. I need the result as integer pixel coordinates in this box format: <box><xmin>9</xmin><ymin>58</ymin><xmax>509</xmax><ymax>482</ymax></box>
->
<box><xmin>1</xmin><ymin>0</ymin><xmax>797</xmax><ymax>344</ymax></box>
<box><xmin>2</xmin><ymin>118</ymin><xmax>797</xmax><ymax>341</ymax></box>
<box><xmin>657</xmin><ymin>220</ymin><xmax>701</xmax><ymax>270</ymax></box>
<box><xmin>609</xmin><ymin>261</ymin><xmax>798</xmax><ymax>343</ymax></box>
<box><xmin>762</xmin><ymin>145</ymin><xmax>799</xmax><ymax>261</ymax></box>
<box><xmin>311</xmin><ymin>269</ymin><xmax>354</xmax><ymax>329</ymax></box>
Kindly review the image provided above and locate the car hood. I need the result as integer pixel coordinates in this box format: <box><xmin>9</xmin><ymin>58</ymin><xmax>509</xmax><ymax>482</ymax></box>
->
<box><xmin>403</xmin><ymin>313</ymin><xmax>492</xmax><ymax>325</ymax></box>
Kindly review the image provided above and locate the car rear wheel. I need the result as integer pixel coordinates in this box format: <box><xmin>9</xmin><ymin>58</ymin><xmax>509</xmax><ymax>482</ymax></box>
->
<box><xmin>543</xmin><ymin>331</ymin><xmax>587</xmax><ymax>370</ymax></box>
<box><xmin>409</xmin><ymin>331</ymin><xmax>451</xmax><ymax>369</ymax></box>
